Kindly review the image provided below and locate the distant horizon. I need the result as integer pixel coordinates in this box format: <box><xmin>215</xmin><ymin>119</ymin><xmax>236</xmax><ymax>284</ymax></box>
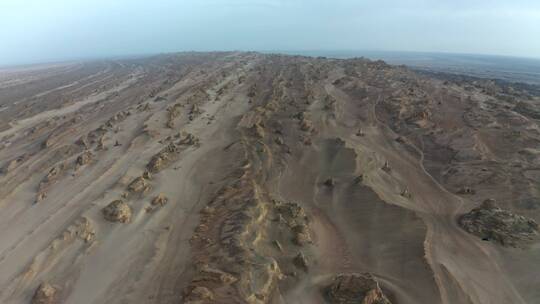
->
<box><xmin>2</xmin><ymin>48</ymin><xmax>540</xmax><ymax>69</ymax></box>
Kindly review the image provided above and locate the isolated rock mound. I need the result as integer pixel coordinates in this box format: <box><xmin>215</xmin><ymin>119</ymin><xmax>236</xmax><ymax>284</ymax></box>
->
<box><xmin>183</xmin><ymin>285</ymin><xmax>214</xmax><ymax>303</ymax></box>
<box><xmin>459</xmin><ymin>199</ymin><xmax>538</xmax><ymax>247</ymax></box>
<box><xmin>75</xmin><ymin>150</ymin><xmax>93</xmax><ymax>167</ymax></box>
<box><xmin>128</xmin><ymin>176</ymin><xmax>151</xmax><ymax>193</ymax></box>
<box><xmin>102</xmin><ymin>200</ymin><xmax>132</xmax><ymax>223</ymax></box>
<box><xmin>326</xmin><ymin>273</ymin><xmax>391</xmax><ymax>304</ymax></box>
<box><xmin>147</xmin><ymin>143</ymin><xmax>179</xmax><ymax>173</ymax></box>
<box><xmin>177</xmin><ymin>132</ymin><xmax>199</xmax><ymax>146</ymax></box>
<box><xmin>293</xmin><ymin>251</ymin><xmax>309</xmax><ymax>272</ymax></box>
<box><xmin>151</xmin><ymin>193</ymin><xmax>168</xmax><ymax>206</ymax></box>
<box><xmin>32</xmin><ymin>283</ymin><xmax>57</xmax><ymax>304</ymax></box>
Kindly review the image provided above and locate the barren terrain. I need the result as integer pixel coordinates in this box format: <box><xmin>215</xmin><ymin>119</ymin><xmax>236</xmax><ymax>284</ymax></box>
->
<box><xmin>0</xmin><ymin>52</ymin><xmax>539</xmax><ymax>304</ymax></box>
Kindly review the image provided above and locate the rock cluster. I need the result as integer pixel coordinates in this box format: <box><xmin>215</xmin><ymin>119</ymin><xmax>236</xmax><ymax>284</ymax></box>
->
<box><xmin>326</xmin><ymin>273</ymin><xmax>391</xmax><ymax>304</ymax></box>
<box><xmin>75</xmin><ymin>135</ymin><xmax>89</xmax><ymax>149</ymax></box>
<box><xmin>147</xmin><ymin>143</ymin><xmax>179</xmax><ymax>173</ymax></box>
<box><xmin>457</xmin><ymin>187</ymin><xmax>476</xmax><ymax>195</ymax></box>
<box><xmin>276</xmin><ymin>201</ymin><xmax>307</xmax><ymax>220</ymax></box>
<box><xmin>381</xmin><ymin>161</ymin><xmax>391</xmax><ymax>172</ymax></box>
<box><xmin>38</xmin><ymin>165</ymin><xmax>64</xmax><ymax>191</ymax></box>
<box><xmin>2</xmin><ymin>154</ymin><xmax>29</xmax><ymax>173</ymax></box>
<box><xmin>274</xmin><ymin>201</ymin><xmax>312</xmax><ymax>246</ymax></box>
<box><xmin>36</xmin><ymin>164</ymin><xmax>69</xmax><ymax>204</ymax></box>
<box><xmin>32</xmin><ymin>283</ymin><xmax>57</xmax><ymax>304</ymax></box>
<box><xmin>151</xmin><ymin>193</ymin><xmax>168</xmax><ymax>206</ymax></box>
<box><xmin>166</xmin><ymin>103</ymin><xmax>182</xmax><ymax>128</ymax></box>
<box><xmin>293</xmin><ymin>251</ymin><xmax>308</xmax><ymax>272</ymax></box>
<box><xmin>190</xmin><ymin>103</ymin><xmax>202</xmax><ymax>115</ymax></box>
<box><xmin>459</xmin><ymin>199</ymin><xmax>538</xmax><ymax>247</ymax></box>
<box><xmin>87</xmin><ymin>125</ymin><xmax>108</xmax><ymax>150</ymax></box>
<box><xmin>185</xmin><ymin>181</ymin><xmax>289</xmax><ymax>303</ymax></box>
<box><xmin>324</xmin><ymin>178</ymin><xmax>335</xmax><ymax>187</ymax></box>
<box><xmin>41</xmin><ymin>136</ymin><xmax>53</xmax><ymax>149</ymax></box>
<box><xmin>183</xmin><ymin>285</ymin><xmax>214</xmax><ymax>303</ymax></box>
<box><xmin>299</xmin><ymin>118</ymin><xmax>313</xmax><ymax>132</ymax></box>
<box><xmin>106</xmin><ymin>110</ymin><xmax>131</xmax><ymax>126</ymax></box>
<box><xmin>178</xmin><ymin>132</ymin><xmax>200</xmax><ymax>146</ymax></box>
<box><xmin>145</xmin><ymin>193</ymin><xmax>169</xmax><ymax>212</ymax></box>
<box><xmin>75</xmin><ymin>150</ymin><xmax>93</xmax><ymax>167</ymax></box>
<box><xmin>128</xmin><ymin>176</ymin><xmax>151</xmax><ymax>194</ymax></box>
<box><xmin>69</xmin><ymin>217</ymin><xmax>96</xmax><ymax>243</ymax></box>
<box><xmin>102</xmin><ymin>200</ymin><xmax>132</xmax><ymax>223</ymax></box>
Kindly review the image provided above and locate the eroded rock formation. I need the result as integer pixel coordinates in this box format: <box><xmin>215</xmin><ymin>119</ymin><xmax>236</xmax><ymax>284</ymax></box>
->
<box><xmin>31</xmin><ymin>283</ymin><xmax>58</xmax><ymax>304</ymax></box>
<box><xmin>459</xmin><ymin>199</ymin><xmax>538</xmax><ymax>247</ymax></box>
<box><xmin>102</xmin><ymin>200</ymin><xmax>132</xmax><ymax>223</ymax></box>
<box><xmin>326</xmin><ymin>273</ymin><xmax>391</xmax><ymax>304</ymax></box>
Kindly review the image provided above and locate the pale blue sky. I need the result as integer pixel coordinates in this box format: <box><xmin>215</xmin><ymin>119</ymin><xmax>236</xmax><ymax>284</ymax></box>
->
<box><xmin>1</xmin><ymin>0</ymin><xmax>540</xmax><ymax>65</ymax></box>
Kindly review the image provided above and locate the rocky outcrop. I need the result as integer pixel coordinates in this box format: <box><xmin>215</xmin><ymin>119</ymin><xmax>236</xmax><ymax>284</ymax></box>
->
<box><xmin>41</xmin><ymin>136</ymin><xmax>53</xmax><ymax>149</ymax></box>
<box><xmin>178</xmin><ymin>132</ymin><xmax>200</xmax><ymax>146</ymax></box>
<box><xmin>38</xmin><ymin>164</ymin><xmax>65</xmax><ymax>191</ymax></box>
<box><xmin>147</xmin><ymin>143</ymin><xmax>180</xmax><ymax>173</ymax></box>
<box><xmin>148</xmin><ymin>193</ymin><xmax>168</xmax><ymax>211</ymax></box>
<box><xmin>36</xmin><ymin>163</ymin><xmax>69</xmax><ymax>203</ymax></box>
<box><xmin>291</xmin><ymin>223</ymin><xmax>312</xmax><ymax>246</ymax></box>
<box><xmin>105</xmin><ymin>110</ymin><xmax>131</xmax><ymax>129</ymax></box>
<box><xmin>190</xmin><ymin>103</ymin><xmax>202</xmax><ymax>116</ymax></box>
<box><xmin>166</xmin><ymin>103</ymin><xmax>182</xmax><ymax>128</ymax></box>
<box><xmin>32</xmin><ymin>283</ymin><xmax>57</xmax><ymax>304</ymax></box>
<box><xmin>87</xmin><ymin>125</ymin><xmax>108</xmax><ymax>149</ymax></box>
<box><xmin>326</xmin><ymin>273</ymin><xmax>391</xmax><ymax>304</ymax></box>
<box><xmin>75</xmin><ymin>150</ymin><xmax>93</xmax><ymax>167</ymax></box>
<box><xmin>75</xmin><ymin>135</ymin><xmax>89</xmax><ymax>149</ymax></box>
<box><xmin>183</xmin><ymin>285</ymin><xmax>214</xmax><ymax>303</ymax></box>
<box><xmin>293</xmin><ymin>251</ymin><xmax>308</xmax><ymax>272</ymax></box>
<box><xmin>2</xmin><ymin>154</ymin><xmax>29</xmax><ymax>173</ymax></box>
<box><xmin>274</xmin><ymin>201</ymin><xmax>312</xmax><ymax>246</ymax></box>
<box><xmin>102</xmin><ymin>200</ymin><xmax>132</xmax><ymax>223</ymax></box>
<box><xmin>35</xmin><ymin>192</ymin><xmax>47</xmax><ymax>204</ymax></box>
<box><xmin>324</xmin><ymin>178</ymin><xmax>335</xmax><ymax>187</ymax></box>
<box><xmin>96</xmin><ymin>135</ymin><xmax>106</xmax><ymax>150</ymax></box>
<box><xmin>457</xmin><ymin>187</ymin><xmax>476</xmax><ymax>195</ymax></box>
<box><xmin>184</xmin><ymin>162</ymin><xmax>307</xmax><ymax>303</ymax></box>
<box><xmin>459</xmin><ymin>199</ymin><xmax>538</xmax><ymax>247</ymax></box>
<box><xmin>186</xmin><ymin>185</ymin><xmax>284</xmax><ymax>303</ymax></box>
<box><xmin>73</xmin><ymin>218</ymin><xmax>96</xmax><ymax>243</ymax></box>
<box><xmin>127</xmin><ymin>176</ymin><xmax>151</xmax><ymax>194</ymax></box>
<box><xmin>299</xmin><ymin>118</ymin><xmax>313</xmax><ymax>132</ymax></box>
<box><xmin>151</xmin><ymin>193</ymin><xmax>168</xmax><ymax>206</ymax></box>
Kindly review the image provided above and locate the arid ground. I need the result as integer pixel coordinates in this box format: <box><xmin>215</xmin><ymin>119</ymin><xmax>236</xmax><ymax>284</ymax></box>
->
<box><xmin>0</xmin><ymin>52</ymin><xmax>539</xmax><ymax>304</ymax></box>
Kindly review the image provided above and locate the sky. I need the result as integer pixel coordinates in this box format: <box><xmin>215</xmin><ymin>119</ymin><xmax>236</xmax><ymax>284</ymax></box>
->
<box><xmin>1</xmin><ymin>0</ymin><xmax>540</xmax><ymax>65</ymax></box>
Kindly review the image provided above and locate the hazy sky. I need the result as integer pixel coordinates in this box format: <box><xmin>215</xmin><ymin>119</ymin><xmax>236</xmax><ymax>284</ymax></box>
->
<box><xmin>1</xmin><ymin>0</ymin><xmax>540</xmax><ymax>65</ymax></box>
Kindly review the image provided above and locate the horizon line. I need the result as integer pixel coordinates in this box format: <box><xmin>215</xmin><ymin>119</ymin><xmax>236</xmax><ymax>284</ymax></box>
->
<box><xmin>2</xmin><ymin>49</ymin><xmax>540</xmax><ymax>69</ymax></box>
